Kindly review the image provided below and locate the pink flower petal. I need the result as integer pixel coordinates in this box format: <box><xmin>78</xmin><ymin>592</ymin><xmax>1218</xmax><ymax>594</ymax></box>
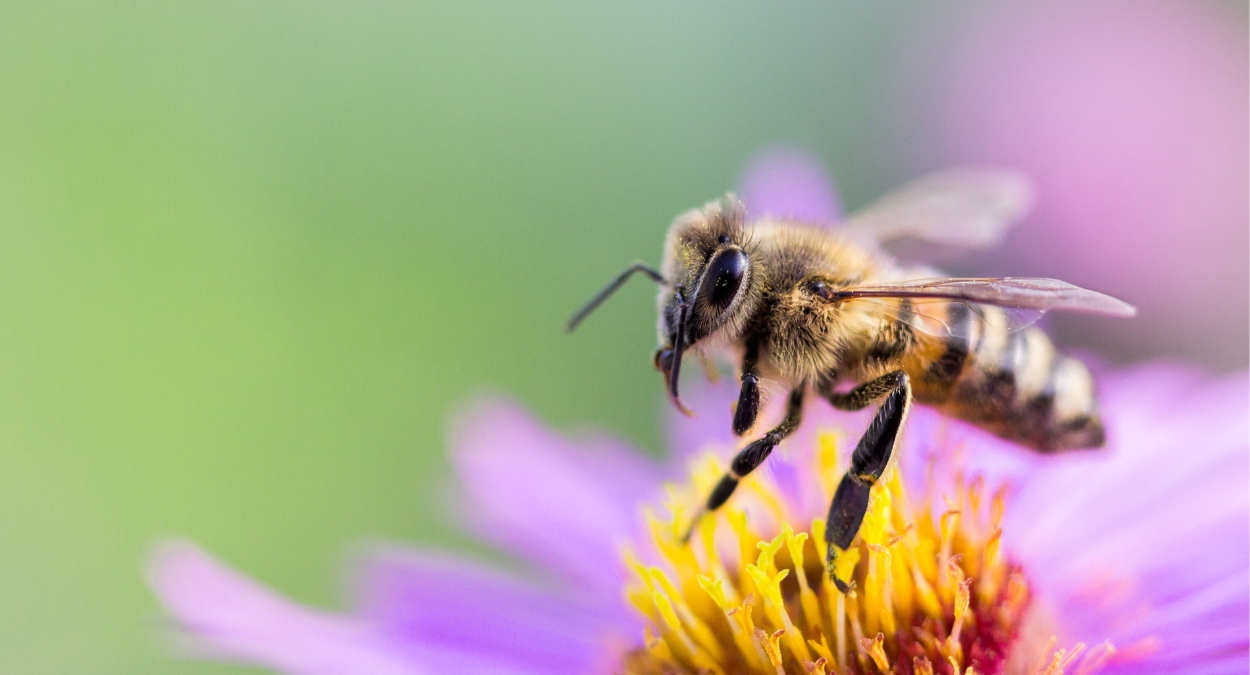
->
<box><xmin>449</xmin><ymin>398</ymin><xmax>663</xmax><ymax>600</ymax></box>
<box><xmin>1000</xmin><ymin>367</ymin><xmax>1249</xmax><ymax>671</ymax></box>
<box><xmin>352</xmin><ymin>545</ymin><xmax>632</xmax><ymax>674</ymax></box>
<box><xmin>147</xmin><ymin>541</ymin><xmax>423</xmax><ymax>675</ymax></box>
<box><xmin>149</xmin><ymin>542</ymin><xmax>575</xmax><ymax>675</ymax></box>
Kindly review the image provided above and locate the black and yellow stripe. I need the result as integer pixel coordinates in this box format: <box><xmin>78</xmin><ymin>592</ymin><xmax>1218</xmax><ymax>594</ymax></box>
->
<box><xmin>907</xmin><ymin>304</ymin><xmax>1103</xmax><ymax>452</ymax></box>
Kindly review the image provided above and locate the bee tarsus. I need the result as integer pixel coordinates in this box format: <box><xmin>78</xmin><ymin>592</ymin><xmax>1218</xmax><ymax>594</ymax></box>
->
<box><xmin>824</xmin><ymin>371</ymin><xmax>912</xmax><ymax>591</ymax></box>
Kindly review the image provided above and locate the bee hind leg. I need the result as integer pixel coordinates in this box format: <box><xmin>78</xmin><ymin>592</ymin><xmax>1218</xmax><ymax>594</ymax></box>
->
<box><xmin>681</xmin><ymin>386</ymin><xmax>804</xmax><ymax>543</ymax></box>
<box><xmin>822</xmin><ymin>371</ymin><xmax>912</xmax><ymax>592</ymax></box>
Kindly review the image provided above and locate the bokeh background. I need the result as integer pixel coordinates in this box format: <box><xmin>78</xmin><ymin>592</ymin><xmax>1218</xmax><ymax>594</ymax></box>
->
<box><xmin>0</xmin><ymin>2</ymin><xmax>1244</xmax><ymax>672</ymax></box>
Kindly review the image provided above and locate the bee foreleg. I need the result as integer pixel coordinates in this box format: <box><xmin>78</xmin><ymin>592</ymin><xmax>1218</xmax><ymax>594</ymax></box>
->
<box><xmin>824</xmin><ymin>371</ymin><xmax>911</xmax><ymax>593</ymax></box>
<box><xmin>731</xmin><ymin>340</ymin><xmax>761</xmax><ymax>436</ymax></box>
<box><xmin>681</xmin><ymin>386</ymin><xmax>804</xmax><ymax>543</ymax></box>
<box><xmin>819</xmin><ymin>369</ymin><xmax>907</xmax><ymax>411</ymax></box>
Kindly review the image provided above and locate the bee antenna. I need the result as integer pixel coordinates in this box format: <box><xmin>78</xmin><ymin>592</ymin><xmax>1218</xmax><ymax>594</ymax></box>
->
<box><xmin>566</xmin><ymin>262</ymin><xmax>666</xmax><ymax>333</ymax></box>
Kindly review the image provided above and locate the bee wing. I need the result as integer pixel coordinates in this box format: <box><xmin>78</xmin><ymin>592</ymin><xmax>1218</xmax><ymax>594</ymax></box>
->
<box><xmin>839</xmin><ymin>168</ymin><xmax>1035</xmax><ymax>248</ymax></box>
<box><xmin>851</xmin><ymin>298</ymin><xmax>1045</xmax><ymax>339</ymax></box>
<box><xmin>835</xmin><ymin>277</ymin><xmax>1137</xmax><ymax>332</ymax></box>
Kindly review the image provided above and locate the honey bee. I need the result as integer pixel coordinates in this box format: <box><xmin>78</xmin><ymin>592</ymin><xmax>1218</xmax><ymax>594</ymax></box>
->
<box><xmin>567</xmin><ymin>168</ymin><xmax>1135</xmax><ymax>591</ymax></box>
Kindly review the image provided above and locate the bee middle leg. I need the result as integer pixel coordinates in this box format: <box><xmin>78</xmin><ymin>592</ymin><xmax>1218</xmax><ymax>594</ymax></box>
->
<box><xmin>817</xmin><ymin>370</ymin><xmax>912</xmax><ymax>592</ymax></box>
<box><xmin>820</xmin><ymin>369</ymin><xmax>907</xmax><ymax>411</ymax></box>
<box><xmin>681</xmin><ymin>386</ymin><xmax>804</xmax><ymax>543</ymax></box>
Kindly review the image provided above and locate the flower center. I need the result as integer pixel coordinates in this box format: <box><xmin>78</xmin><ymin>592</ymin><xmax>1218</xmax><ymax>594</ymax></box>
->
<box><xmin>621</xmin><ymin>430</ymin><xmax>1113</xmax><ymax>675</ymax></box>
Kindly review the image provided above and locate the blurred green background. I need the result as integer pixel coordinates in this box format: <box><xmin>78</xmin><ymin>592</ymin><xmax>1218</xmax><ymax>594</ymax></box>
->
<box><xmin>0</xmin><ymin>2</ymin><xmax>1243</xmax><ymax>672</ymax></box>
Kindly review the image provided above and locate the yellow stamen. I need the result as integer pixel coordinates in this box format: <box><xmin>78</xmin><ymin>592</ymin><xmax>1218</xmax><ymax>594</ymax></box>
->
<box><xmin>757</xmin><ymin>628</ymin><xmax>787</xmax><ymax>675</ymax></box>
<box><xmin>863</xmin><ymin>632</ymin><xmax>890</xmax><ymax>672</ymax></box>
<box><xmin>621</xmin><ymin>431</ymin><xmax>1104</xmax><ymax>675</ymax></box>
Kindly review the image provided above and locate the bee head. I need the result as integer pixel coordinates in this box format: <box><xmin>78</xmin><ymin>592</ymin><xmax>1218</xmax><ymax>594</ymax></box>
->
<box><xmin>654</xmin><ymin>195</ymin><xmax>756</xmax><ymax>414</ymax></box>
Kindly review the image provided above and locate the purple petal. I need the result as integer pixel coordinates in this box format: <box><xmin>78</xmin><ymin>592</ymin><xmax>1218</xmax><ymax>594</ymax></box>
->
<box><xmin>738</xmin><ymin>147</ymin><xmax>842</xmax><ymax>223</ymax></box>
<box><xmin>449</xmin><ymin>398</ymin><xmax>663</xmax><ymax>602</ymax></box>
<box><xmin>352</xmin><ymin>545</ymin><xmax>633</xmax><ymax>675</ymax></box>
<box><xmin>147</xmin><ymin>541</ymin><xmax>424</xmax><ymax>675</ymax></box>
<box><xmin>995</xmin><ymin>367</ymin><xmax>1250</xmax><ymax>671</ymax></box>
<box><xmin>149</xmin><ymin>542</ymin><xmax>602</xmax><ymax>675</ymax></box>
<box><xmin>874</xmin><ymin>365</ymin><xmax>1246</xmax><ymax>673</ymax></box>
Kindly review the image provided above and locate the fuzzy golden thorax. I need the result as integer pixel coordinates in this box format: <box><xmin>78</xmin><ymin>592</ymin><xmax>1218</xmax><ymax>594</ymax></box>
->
<box><xmin>748</xmin><ymin>220</ymin><xmax>885</xmax><ymax>385</ymax></box>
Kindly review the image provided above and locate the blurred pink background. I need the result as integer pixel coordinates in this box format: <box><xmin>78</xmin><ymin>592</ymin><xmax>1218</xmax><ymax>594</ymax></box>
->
<box><xmin>896</xmin><ymin>0</ymin><xmax>1247</xmax><ymax>370</ymax></box>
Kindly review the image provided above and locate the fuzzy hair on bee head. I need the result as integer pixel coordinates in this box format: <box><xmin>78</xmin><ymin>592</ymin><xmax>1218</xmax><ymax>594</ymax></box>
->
<box><xmin>665</xmin><ymin>195</ymin><xmax>746</xmax><ymax>270</ymax></box>
<box><xmin>656</xmin><ymin>195</ymin><xmax>759</xmax><ymax>347</ymax></box>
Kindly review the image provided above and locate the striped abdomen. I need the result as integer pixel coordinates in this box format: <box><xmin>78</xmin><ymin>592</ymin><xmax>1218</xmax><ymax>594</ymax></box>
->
<box><xmin>905</xmin><ymin>303</ymin><xmax>1105</xmax><ymax>452</ymax></box>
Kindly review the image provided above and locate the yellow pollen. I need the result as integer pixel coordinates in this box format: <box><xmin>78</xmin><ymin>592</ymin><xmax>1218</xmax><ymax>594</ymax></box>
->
<box><xmin>620</xmin><ymin>429</ymin><xmax>1113</xmax><ymax>675</ymax></box>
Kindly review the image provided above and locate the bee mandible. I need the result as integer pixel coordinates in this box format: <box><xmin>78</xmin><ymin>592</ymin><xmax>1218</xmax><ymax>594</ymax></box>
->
<box><xmin>567</xmin><ymin>168</ymin><xmax>1135</xmax><ymax>591</ymax></box>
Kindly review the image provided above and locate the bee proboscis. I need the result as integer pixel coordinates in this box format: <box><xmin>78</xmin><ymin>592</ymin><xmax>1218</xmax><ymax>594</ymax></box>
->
<box><xmin>568</xmin><ymin>168</ymin><xmax>1135</xmax><ymax>591</ymax></box>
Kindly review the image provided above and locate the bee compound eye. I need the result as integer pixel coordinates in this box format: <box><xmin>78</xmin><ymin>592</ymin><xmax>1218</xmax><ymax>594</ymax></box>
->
<box><xmin>702</xmin><ymin>248</ymin><xmax>748</xmax><ymax>311</ymax></box>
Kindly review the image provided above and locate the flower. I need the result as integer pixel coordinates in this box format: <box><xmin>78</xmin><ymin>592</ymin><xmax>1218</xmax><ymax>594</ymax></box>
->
<box><xmin>147</xmin><ymin>361</ymin><xmax>1248</xmax><ymax>674</ymax></box>
<box><xmin>623</xmin><ymin>425</ymin><xmax>1040</xmax><ymax>674</ymax></box>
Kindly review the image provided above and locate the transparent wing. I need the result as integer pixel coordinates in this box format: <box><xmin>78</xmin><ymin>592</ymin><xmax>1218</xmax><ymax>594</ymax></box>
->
<box><xmin>832</xmin><ymin>277</ymin><xmax>1137</xmax><ymax>319</ymax></box>
<box><xmin>839</xmin><ymin>168</ymin><xmax>1035</xmax><ymax>248</ymax></box>
<box><xmin>852</xmin><ymin>297</ymin><xmax>1044</xmax><ymax>339</ymax></box>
